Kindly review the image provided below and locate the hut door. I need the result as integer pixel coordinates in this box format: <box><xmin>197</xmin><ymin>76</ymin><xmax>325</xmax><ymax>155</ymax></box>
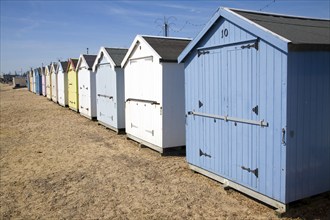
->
<box><xmin>225</xmin><ymin>43</ymin><xmax>260</xmax><ymax>189</ymax></box>
<box><xmin>107</xmin><ymin>68</ymin><xmax>116</xmax><ymax>126</ymax></box>
<box><xmin>193</xmin><ymin>40</ymin><xmax>261</xmax><ymax>189</ymax></box>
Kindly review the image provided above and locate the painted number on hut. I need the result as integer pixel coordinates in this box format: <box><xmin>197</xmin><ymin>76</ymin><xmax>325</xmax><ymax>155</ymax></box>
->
<box><xmin>221</xmin><ymin>28</ymin><xmax>229</xmax><ymax>38</ymax></box>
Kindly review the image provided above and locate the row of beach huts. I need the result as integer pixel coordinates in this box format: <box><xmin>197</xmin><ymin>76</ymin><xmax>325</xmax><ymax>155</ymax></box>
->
<box><xmin>24</xmin><ymin>8</ymin><xmax>330</xmax><ymax>213</ymax></box>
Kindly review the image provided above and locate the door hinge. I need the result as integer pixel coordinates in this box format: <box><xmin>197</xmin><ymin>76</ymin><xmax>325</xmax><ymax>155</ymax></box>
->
<box><xmin>197</xmin><ymin>50</ymin><xmax>210</xmax><ymax>57</ymax></box>
<box><xmin>199</xmin><ymin>149</ymin><xmax>211</xmax><ymax>158</ymax></box>
<box><xmin>252</xmin><ymin>105</ymin><xmax>258</xmax><ymax>115</ymax></box>
<box><xmin>241</xmin><ymin>166</ymin><xmax>258</xmax><ymax>178</ymax></box>
<box><xmin>241</xmin><ymin>40</ymin><xmax>259</xmax><ymax>50</ymax></box>
<box><xmin>198</xmin><ymin>100</ymin><xmax>203</xmax><ymax>108</ymax></box>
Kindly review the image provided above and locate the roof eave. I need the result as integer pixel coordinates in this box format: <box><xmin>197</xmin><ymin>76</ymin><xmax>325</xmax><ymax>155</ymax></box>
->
<box><xmin>121</xmin><ymin>35</ymin><xmax>162</xmax><ymax>68</ymax></box>
<box><xmin>178</xmin><ymin>7</ymin><xmax>291</xmax><ymax>63</ymax></box>
<box><xmin>93</xmin><ymin>47</ymin><xmax>118</xmax><ymax>72</ymax></box>
<box><xmin>288</xmin><ymin>43</ymin><xmax>330</xmax><ymax>51</ymax></box>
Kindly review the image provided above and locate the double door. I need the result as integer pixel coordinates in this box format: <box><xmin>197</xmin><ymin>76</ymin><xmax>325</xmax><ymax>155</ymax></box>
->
<box><xmin>187</xmin><ymin>41</ymin><xmax>263</xmax><ymax>189</ymax></box>
<box><xmin>96</xmin><ymin>64</ymin><xmax>117</xmax><ymax>127</ymax></box>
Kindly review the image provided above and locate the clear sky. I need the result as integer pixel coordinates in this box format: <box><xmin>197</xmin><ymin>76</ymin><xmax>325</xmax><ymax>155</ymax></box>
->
<box><xmin>1</xmin><ymin>0</ymin><xmax>329</xmax><ymax>74</ymax></box>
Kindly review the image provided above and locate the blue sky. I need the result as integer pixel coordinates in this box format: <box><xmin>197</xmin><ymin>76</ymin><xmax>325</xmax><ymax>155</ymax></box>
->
<box><xmin>1</xmin><ymin>0</ymin><xmax>329</xmax><ymax>74</ymax></box>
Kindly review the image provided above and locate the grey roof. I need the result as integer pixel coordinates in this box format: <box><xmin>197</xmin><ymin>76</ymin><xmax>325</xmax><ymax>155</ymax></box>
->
<box><xmin>82</xmin><ymin>55</ymin><xmax>97</xmax><ymax>68</ymax></box>
<box><xmin>142</xmin><ymin>36</ymin><xmax>191</xmax><ymax>62</ymax></box>
<box><xmin>104</xmin><ymin>48</ymin><xmax>128</xmax><ymax>66</ymax></box>
<box><xmin>60</xmin><ymin>61</ymin><xmax>68</xmax><ymax>71</ymax></box>
<box><xmin>52</xmin><ymin>63</ymin><xmax>58</xmax><ymax>70</ymax></box>
<box><xmin>233</xmin><ymin>9</ymin><xmax>330</xmax><ymax>45</ymax></box>
<box><xmin>70</xmin><ymin>59</ymin><xmax>78</xmax><ymax>69</ymax></box>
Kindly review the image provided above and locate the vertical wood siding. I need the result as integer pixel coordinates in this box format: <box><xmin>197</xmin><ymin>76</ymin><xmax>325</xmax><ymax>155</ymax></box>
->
<box><xmin>68</xmin><ymin>63</ymin><xmax>79</xmax><ymax>111</ymax></box>
<box><xmin>286</xmin><ymin>51</ymin><xmax>330</xmax><ymax>202</ymax></box>
<box><xmin>185</xmin><ymin>17</ymin><xmax>287</xmax><ymax>202</ymax></box>
<box><xmin>96</xmin><ymin>55</ymin><xmax>125</xmax><ymax>130</ymax></box>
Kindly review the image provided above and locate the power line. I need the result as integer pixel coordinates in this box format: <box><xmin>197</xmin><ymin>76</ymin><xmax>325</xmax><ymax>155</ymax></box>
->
<box><xmin>259</xmin><ymin>0</ymin><xmax>276</xmax><ymax>11</ymax></box>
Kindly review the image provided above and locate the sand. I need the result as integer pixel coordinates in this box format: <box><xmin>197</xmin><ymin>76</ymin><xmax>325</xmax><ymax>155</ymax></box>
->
<box><xmin>1</xmin><ymin>83</ymin><xmax>329</xmax><ymax>219</ymax></box>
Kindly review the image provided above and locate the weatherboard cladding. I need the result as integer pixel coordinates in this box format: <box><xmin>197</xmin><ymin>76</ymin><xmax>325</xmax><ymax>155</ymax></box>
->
<box><xmin>142</xmin><ymin>36</ymin><xmax>191</xmax><ymax>62</ymax></box>
<box><xmin>181</xmin><ymin>7</ymin><xmax>330</xmax><ymax>210</ymax></box>
<box><xmin>104</xmin><ymin>48</ymin><xmax>128</xmax><ymax>66</ymax></box>
<box><xmin>95</xmin><ymin>47</ymin><xmax>127</xmax><ymax>131</ymax></box>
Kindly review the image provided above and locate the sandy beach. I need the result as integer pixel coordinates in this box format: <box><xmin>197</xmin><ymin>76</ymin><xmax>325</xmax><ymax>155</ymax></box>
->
<box><xmin>1</xmin><ymin>83</ymin><xmax>329</xmax><ymax>219</ymax></box>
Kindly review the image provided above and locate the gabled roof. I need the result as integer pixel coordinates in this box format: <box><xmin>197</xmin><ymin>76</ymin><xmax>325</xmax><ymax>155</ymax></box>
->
<box><xmin>67</xmin><ymin>58</ymin><xmax>78</xmax><ymax>72</ymax></box>
<box><xmin>50</xmin><ymin>62</ymin><xmax>58</xmax><ymax>73</ymax></box>
<box><xmin>76</xmin><ymin>55</ymin><xmax>97</xmax><ymax>72</ymax></box>
<box><xmin>83</xmin><ymin>55</ymin><xmax>97</xmax><ymax>68</ymax></box>
<box><xmin>143</xmin><ymin>36</ymin><xmax>191</xmax><ymax>62</ymax></box>
<box><xmin>232</xmin><ymin>9</ymin><xmax>330</xmax><ymax>45</ymax></box>
<box><xmin>179</xmin><ymin>7</ymin><xmax>330</xmax><ymax>62</ymax></box>
<box><xmin>122</xmin><ymin>35</ymin><xmax>191</xmax><ymax>67</ymax></box>
<box><xmin>104</xmin><ymin>48</ymin><xmax>128</xmax><ymax>66</ymax></box>
<box><xmin>58</xmin><ymin>61</ymin><xmax>68</xmax><ymax>72</ymax></box>
<box><xmin>93</xmin><ymin>47</ymin><xmax>128</xmax><ymax>72</ymax></box>
<box><xmin>44</xmin><ymin>65</ymin><xmax>51</xmax><ymax>73</ymax></box>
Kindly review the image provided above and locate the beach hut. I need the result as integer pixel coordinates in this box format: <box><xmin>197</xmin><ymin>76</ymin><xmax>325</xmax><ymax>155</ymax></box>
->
<box><xmin>57</xmin><ymin>61</ymin><xmax>69</xmax><ymax>107</ymax></box>
<box><xmin>12</xmin><ymin>76</ymin><xmax>27</xmax><ymax>89</ymax></box>
<box><xmin>34</xmin><ymin>68</ymin><xmax>42</xmax><ymax>95</ymax></box>
<box><xmin>32</xmin><ymin>69</ymin><xmax>37</xmax><ymax>93</ymax></box>
<box><xmin>77</xmin><ymin>54</ymin><xmax>97</xmax><ymax>119</ymax></box>
<box><xmin>178</xmin><ymin>7</ymin><xmax>330</xmax><ymax>212</ymax></box>
<box><xmin>45</xmin><ymin>65</ymin><xmax>52</xmax><ymax>100</ymax></box>
<box><xmin>121</xmin><ymin>35</ymin><xmax>190</xmax><ymax>153</ymax></box>
<box><xmin>50</xmin><ymin>62</ymin><xmax>58</xmax><ymax>102</ymax></box>
<box><xmin>41</xmin><ymin>67</ymin><xmax>46</xmax><ymax>96</ymax></box>
<box><xmin>29</xmin><ymin>69</ymin><xmax>34</xmax><ymax>92</ymax></box>
<box><xmin>93</xmin><ymin>47</ymin><xmax>128</xmax><ymax>132</ymax></box>
<box><xmin>67</xmin><ymin>58</ymin><xmax>79</xmax><ymax>112</ymax></box>
<box><xmin>26</xmin><ymin>72</ymin><xmax>30</xmax><ymax>91</ymax></box>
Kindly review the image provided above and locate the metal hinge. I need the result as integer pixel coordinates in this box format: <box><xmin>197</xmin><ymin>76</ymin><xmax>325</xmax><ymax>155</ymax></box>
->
<box><xmin>241</xmin><ymin>40</ymin><xmax>259</xmax><ymax>50</ymax></box>
<box><xmin>241</xmin><ymin>166</ymin><xmax>258</xmax><ymax>178</ymax></box>
<box><xmin>199</xmin><ymin>149</ymin><xmax>211</xmax><ymax>158</ymax></box>
<box><xmin>197</xmin><ymin>50</ymin><xmax>210</xmax><ymax>57</ymax></box>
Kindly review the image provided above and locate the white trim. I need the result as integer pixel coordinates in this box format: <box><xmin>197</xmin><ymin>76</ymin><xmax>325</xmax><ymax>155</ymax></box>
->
<box><xmin>92</xmin><ymin>47</ymin><xmax>118</xmax><ymax>72</ymax></box>
<box><xmin>224</xmin><ymin>7</ymin><xmax>291</xmax><ymax>43</ymax></box>
<box><xmin>121</xmin><ymin>35</ymin><xmax>190</xmax><ymax>68</ymax></box>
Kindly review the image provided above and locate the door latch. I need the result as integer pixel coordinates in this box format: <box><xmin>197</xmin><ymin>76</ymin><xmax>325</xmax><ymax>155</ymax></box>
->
<box><xmin>282</xmin><ymin>128</ymin><xmax>286</xmax><ymax>145</ymax></box>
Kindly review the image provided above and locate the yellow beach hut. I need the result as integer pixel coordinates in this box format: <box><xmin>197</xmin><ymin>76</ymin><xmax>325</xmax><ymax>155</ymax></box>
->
<box><xmin>67</xmin><ymin>58</ymin><xmax>79</xmax><ymax>112</ymax></box>
<box><xmin>29</xmin><ymin>68</ymin><xmax>34</xmax><ymax>92</ymax></box>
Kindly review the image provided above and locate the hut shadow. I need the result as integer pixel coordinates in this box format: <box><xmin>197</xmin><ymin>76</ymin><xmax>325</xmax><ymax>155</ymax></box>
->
<box><xmin>161</xmin><ymin>146</ymin><xmax>186</xmax><ymax>157</ymax></box>
<box><xmin>281</xmin><ymin>191</ymin><xmax>330</xmax><ymax>219</ymax></box>
<box><xmin>222</xmin><ymin>188</ymin><xmax>330</xmax><ymax>219</ymax></box>
<box><xmin>12</xmin><ymin>86</ymin><xmax>27</xmax><ymax>90</ymax></box>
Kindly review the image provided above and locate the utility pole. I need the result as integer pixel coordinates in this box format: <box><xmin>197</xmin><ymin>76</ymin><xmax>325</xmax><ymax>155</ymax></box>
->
<box><xmin>156</xmin><ymin>16</ymin><xmax>176</xmax><ymax>37</ymax></box>
<box><xmin>164</xmin><ymin>16</ymin><xmax>169</xmax><ymax>37</ymax></box>
<box><xmin>87</xmin><ymin>48</ymin><xmax>89</xmax><ymax>55</ymax></box>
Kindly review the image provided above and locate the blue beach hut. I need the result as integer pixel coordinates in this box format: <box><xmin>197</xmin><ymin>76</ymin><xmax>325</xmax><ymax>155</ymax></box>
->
<box><xmin>178</xmin><ymin>7</ymin><xmax>330</xmax><ymax>212</ymax></box>
<box><xmin>34</xmin><ymin>68</ymin><xmax>42</xmax><ymax>95</ymax></box>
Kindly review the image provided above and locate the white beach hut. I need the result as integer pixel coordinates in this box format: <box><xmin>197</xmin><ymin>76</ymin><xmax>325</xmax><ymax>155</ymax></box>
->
<box><xmin>93</xmin><ymin>47</ymin><xmax>128</xmax><ymax>132</ymax></box>
<box><xmin>57</xmin><ymin>61</ymin><xmax>69</xmax><ymax>107</ymax></box>
<box><xmin>121</xmin><ymin>35</ymin><xmax>190</xmax><ymax>154</ymax></box>
<box><xmin>50</xmin><ymin>62</ymin><xmax>58</xmax><ymax>103</ymax></box>
<box><xmin>76</xmin><ymin>54</ymin><xmax>97</xmax><ymax>119</ymax></box>
<box><xmin>45</xmin><ymin>65</ymin><xmax>52</xmax><ymax>100</ymax></box>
